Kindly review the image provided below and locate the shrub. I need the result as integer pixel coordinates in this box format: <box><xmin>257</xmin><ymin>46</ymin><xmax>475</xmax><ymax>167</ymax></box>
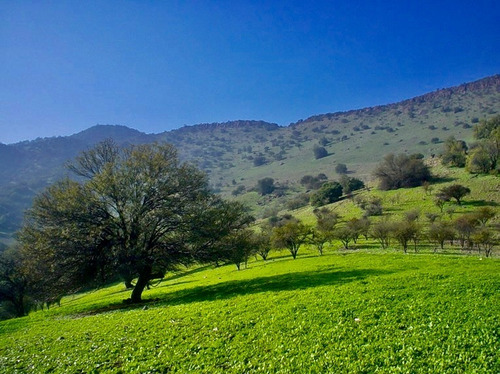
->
<box><xmin>286</xmin><ymin>193</ymin><xmax>310</xmax><ymax>210</ymax></box>
<box><xmin>373</xmin><ymin>153</ymin><xmax>431</xmax><ymax>190</ymax></box>
<box><xmin>310</xmin><ymin>182</ymin><xmax>343</xmax><ymax>207</ymax></box>
<box><xmin>335</xmin><ymin>163</ymin><xmax>348</xmax><ymax>174</ymax></box>
<box><xmin>253</xmin><ymin>155</ymin><xmax>268</xmax><ymax>166</ymax></box>
<box><xmin>313</xmin><ymin>145</ymin><xmax>328</xmax><ymax>159</ymax></box>
<box><xmin>256</xmin><ymin>178</ymin><xmax>275</xmax><ymax>196</ymax></box>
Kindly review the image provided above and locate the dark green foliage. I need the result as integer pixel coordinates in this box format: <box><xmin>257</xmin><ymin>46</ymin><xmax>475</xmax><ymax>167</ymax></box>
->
<box><xmin>310</xmin><ymin>182</ymin><xmax>343</xmax><ymax>207</ymax></box>
<box><xmin>256</xmin><ymin>177</ymin><xmax>275</xmax><ymax>196</ymax></box>
<box><xmin>373</xmin><ymin>153</ymin><xmax>431</xmax><ymax>190</ymax></box>
<box><xmin>335</xmin><ymin>163</ymin><xmax>348</xmax><ymax>174</ymax></box>
<box><xmin>253</xmin><ymin>228</ymin><xmax>273</xmax><ymax>261</ymax></box>
<box><xmin>19</xmin><ymin>141</ymin><xmax>253</xmax><ymax>303</ymax></box>
<box><xmin>217</xmin><ymin>230</ymin><xmax>256</xmax><ymax>270</ymax></box>
<box><xmin>339</xmin><ymin>175</ymin><xmax>365</xmax><ymax>195</ymax></box>
<box><xmin>473</xmin><ymin>115</ymin><xmax>500</xmax><ymax>139</ymax></box>
<box><xmin>300</xmin><ymin>174</ymin><xmax>326</xmax><ymax>190</ymax></box>
<box><xmin>439</xmin><ymin>184</ymin><xmax>471</xmax><ymax>205</ymax></box>
<box><xmin>253</xmin><ymin>155</ymin><xmax>268</xmax><ymax>166</ymax></box>
<box><xmin>313</xmin><ymin>145</ymin><xmax>328</xmax><ymax>159</ymax></box>
<box><xmin>466</xmin><ymin>115</ymin><xmax>500</xmax><ymax>173</ymax></box>
<box><xmin>442</xmin><ymin>136</ymin><xmax>468</xmax><ymax>167</ymax></box>
<box><xmin>231</xmin><ymin>185</ymin><xmax>246</xmax><ymax>196</ymax></box>
<box><xmin>0</xmin><ymin>247</ymin><xmax>28</xmax><ymax>317</ymax></box>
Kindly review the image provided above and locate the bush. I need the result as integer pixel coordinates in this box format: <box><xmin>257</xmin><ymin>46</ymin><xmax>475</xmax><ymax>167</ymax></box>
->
<box><xmin>310</xmin><ymin>182</ymin><xmax>343</xmax><ymax>207</ymax></box>
<box><xmin>335</xmin><ymin>163</ymin><xmax>348</xmax><ymax>174</ymax></box>
<box><xmin>313</xmin><ymin>145</ymin><xmax>328</xmax><ymax>159</ymax></box>
<box><xmin>373</xmin><ymin>153</ymin><xmax>431</xmax><ymax>190</ymax></box>
<box><xmin>256</xmin><ymin>178</ymin><xmax>275</xmax><ymax>196</ymax></box>
<box><xmin>286</xmin><ymin>193</ymin><xmax>310</xmax><ymax>210</ymax></box>
<box><xmin>253</xmin><ymin>156</ymin><xmax>267</xmax><ymax>166</ymax></box>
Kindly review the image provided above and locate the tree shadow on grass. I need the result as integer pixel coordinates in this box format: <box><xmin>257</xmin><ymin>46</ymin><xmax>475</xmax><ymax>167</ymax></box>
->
<box><xmin>431</xmin><ymin>176</ymin><xmax>456</xmax><ymax>184</ymax></box>
<box><xmin>160</xmin><ymin>267</ymin><xmax>392</xmax><ymax>307</ymax></box>
<box><xmin>462</xmin><ymin>200</ymin><xmax>499</xmax><ymax>207</ymax></box>
<box><xmin>83</xmin><ymin>267</ymin><xmax>394</xmax><ymax>316</ymax></box>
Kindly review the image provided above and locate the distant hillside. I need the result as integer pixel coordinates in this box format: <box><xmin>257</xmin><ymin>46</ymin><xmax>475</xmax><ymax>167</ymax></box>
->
<box><xmin>0</xmin><ymin>75</ymin><xmax>499</xmax><ymax>246</ymax></box>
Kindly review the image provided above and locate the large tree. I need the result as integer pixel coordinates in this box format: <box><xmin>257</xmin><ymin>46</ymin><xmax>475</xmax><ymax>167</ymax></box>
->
<box><xmin>19</xmin><ymin>141</ymin><xmax>252</xmax><ymax>303</ymax></box>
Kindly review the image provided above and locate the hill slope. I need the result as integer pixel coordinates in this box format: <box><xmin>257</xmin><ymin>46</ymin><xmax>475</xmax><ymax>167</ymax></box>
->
<box><xmin>0</xmin><ymin>252</ymin><xmax>498</xmax><ymax>372</ymax></box>
<box><xmin>0</xmin><ymin>75</ymin><xmax>499</xmax><ymax>245</ymax></box>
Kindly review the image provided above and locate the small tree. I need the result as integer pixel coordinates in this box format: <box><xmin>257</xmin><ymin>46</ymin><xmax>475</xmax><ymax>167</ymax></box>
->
<box><xmin>219</xmin><ymin>230</ymin><xmax>256</xmax><ymax>270</ymax></box>
<box><xmin>313</xmin><ymin>145</ymin><xmax>328</xmax><ymax>159</ymax></box>
<box><xmin>272</xmin><ymin>220</ymin><xmax>310</xmax><ymax>259</ymax></box>
<box><xmin>310</xmin><ymin>182</ymin><xmax>343</xmax><ymax>207</ymax></box>
<box><xmin>335</xmin><ymin>163</ymin><xmax>348</xmax><ymax>174</ymax></box>
<box><xmin>254</xmin><ymin>228</ymin><xmax>273</xmax><ymax>261</ymax></box>
<box><xmin>472</xmin><ymin>207</ymin><xmax>496</xmax><ymax>226</ymax></box>
<box><xmin>442</xmin><ymin>136</ymin><xmax>468</xmax><ymax>167</ymax></box>
<box><xmin>256</xmin><ymin>178</ymin><xmax>275</xmax><ymax>196</ymax></box>
<box><xmin>339</xmin><ymin>175</ymin><xmax>364</xmax><ymax>195</ymax></box>
<box><xmin>314</xmin><ymin>207</ymin><xmax>339</xmax><ymax>233</ymax></box>
<box><xmin>371</xmin><ymin>220</ymin><xmax>394</xmax><ymax>249</ymax></box>
<box><xmin>393</xmin><ymin>221</ymin><xmax>419</xmax><ymax>253</ymax></box>
<box><xmin>472</xmin><ymin>228</ymin><xmax>497</xmax><ymax>257</ymax></box>
<box><xmin>253</xmin><ymin>155</ymin><xmax>268</xmax><ymax>166</ymax></box>
<box><xmin>454</xmin><ymin>214</ymin><xmax>478</xmax><ymax>250</ymax></box>
<box><xmin>439</xmin><ymin>184</ymin><xmax>471</xmax><ymax>205</ymax></box>
<box><xmin>428</xmin><ymin>222</ymin><xmax>455</xmax><ymax>251</ymax></box>
<box><xmin>434</xmin><ymin>194</ymin><xmax>450</xmax><ymax>212</ymax></box>
<box><xmin>309</xmin><ymin>227</ymin><xmax>331</xmax><ymax>255</ymax></box>
<box><xmin>335</xmin><ymin>226</ymin><xmax>354</xmax><ymax>249</ymax></box>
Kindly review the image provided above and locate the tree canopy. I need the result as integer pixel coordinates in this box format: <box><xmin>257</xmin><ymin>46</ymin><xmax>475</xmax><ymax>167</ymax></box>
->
<box><xmin>19</xmin><ymin>141</ymin><xmax>253</xmax><ymax>303</ymax></box>
<box><xmin>373</xmin><ymin>153</ymin><xmax>431</xmax><ymax>190</ymax></box>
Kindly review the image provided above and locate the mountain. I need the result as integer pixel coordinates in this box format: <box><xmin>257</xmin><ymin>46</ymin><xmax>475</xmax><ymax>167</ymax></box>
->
<box><xmin>0</xmin><ymin>75</ymin><xmax>499</xmax><ymax>246</ymax></box>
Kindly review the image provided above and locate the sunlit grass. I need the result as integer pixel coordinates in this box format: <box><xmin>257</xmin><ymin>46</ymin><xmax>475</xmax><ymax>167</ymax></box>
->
<box><xmin>1</xmin><ymin>252</ymin><xmax>498</xmax><ymax>373</ymax></box>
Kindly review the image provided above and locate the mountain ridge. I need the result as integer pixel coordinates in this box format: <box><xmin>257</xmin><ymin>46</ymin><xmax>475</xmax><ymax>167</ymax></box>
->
<box><xmin>0</xmin><ymin>74</ymin><xmax>499</xmax><ymax>246</ymax></box>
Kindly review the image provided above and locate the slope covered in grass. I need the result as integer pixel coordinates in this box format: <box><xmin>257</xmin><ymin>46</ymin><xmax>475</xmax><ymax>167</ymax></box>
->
<box><xmin>1</xmin><ymin>252</ymin><xmax>498</xmax><ymax>373</ymax></box>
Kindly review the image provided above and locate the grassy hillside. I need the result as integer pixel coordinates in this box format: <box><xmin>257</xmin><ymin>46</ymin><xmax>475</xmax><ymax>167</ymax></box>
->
<box><xmin>1</xmin><ymin>252</ymin><xmax>498</xmax><ymax>373</ymax></box>
<box><xmin>0</xmin><ymin>75</ymin><xmax>499</xmax><ymax>244</ymax></box>
<box><xmin>1</xmin><ymin>162</ymin><xmax>499</xmax><ymax>372</ymax></box>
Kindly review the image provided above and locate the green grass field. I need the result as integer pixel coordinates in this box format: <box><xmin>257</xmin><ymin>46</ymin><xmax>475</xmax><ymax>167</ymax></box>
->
<box><xmin>1</xmin><ymin>251</ymin><xmax>498</xmax><ymax>373</ymax></box>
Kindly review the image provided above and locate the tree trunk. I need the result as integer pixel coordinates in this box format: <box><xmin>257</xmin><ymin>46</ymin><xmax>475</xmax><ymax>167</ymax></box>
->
<box><xmin>130</xmin><ymin>266</ymin><xmax>152</xmax><ymax>303</ymax></box>
<box><xmin>13</xmin><ymin>295</ymin><xmax>26</xmax><ymax>317</ymax></box>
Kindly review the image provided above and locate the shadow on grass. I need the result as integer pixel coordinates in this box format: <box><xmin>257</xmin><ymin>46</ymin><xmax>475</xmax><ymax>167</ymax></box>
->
<box><xmin>82</xmin><ymin>267</ymin><xmax>394</xmax><ymax>315</ymax></box>
<box><xmin>431</xmin><ymin>176</ymin><xmax>456</xmax><ymax>184</ymax></box>
<box><xmin>162</xmin><ymin>264</ymin><xmax>214</xmax><ymax>283</ymax></box>
<box><xmin>167</xmin><ymin>268</ymin><xmax>393</xmax><ymax>305</ymax></box>
<box><xmin>462</xmin><ymin>200</ymin><xmax>499</xmax><ymax>207</ymax></box>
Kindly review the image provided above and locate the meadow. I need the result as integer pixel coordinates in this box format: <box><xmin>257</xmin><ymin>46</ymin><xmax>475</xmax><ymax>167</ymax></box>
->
<box><xmin>1</xmin><ymin>250</ymin><xmax>498</xmax><ymax>373</ymax></box>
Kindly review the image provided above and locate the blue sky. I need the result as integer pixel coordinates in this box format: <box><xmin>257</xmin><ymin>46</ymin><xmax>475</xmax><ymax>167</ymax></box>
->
<box><xmin>1</xmin><ymin>1</ymin><xmax>499</xmax><ymax>144</ymax></box>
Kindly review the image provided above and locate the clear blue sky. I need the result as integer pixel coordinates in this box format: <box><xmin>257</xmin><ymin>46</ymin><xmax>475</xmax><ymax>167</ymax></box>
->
<box><xmin>1</xmin><ymin>1</ymin><xmax>499</xmax><ymax>144</ymax></box>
